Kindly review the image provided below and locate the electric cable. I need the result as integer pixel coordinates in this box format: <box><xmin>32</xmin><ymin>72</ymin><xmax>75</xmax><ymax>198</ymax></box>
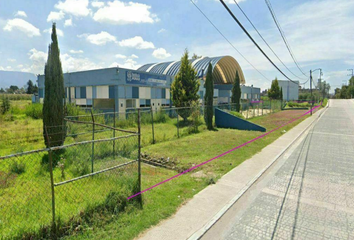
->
<box><xmin>233</xmin><ymin>0</ymin><xmax>307</xmax><ymax>81</ymax></box>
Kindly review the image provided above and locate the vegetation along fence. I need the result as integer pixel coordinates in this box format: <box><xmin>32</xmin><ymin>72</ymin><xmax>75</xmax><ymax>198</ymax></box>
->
<box><xmin>0</xmin><ymin>112</ymin><xmax>141</xmax><ymax>239</ymax></box>
<box><xmin>64</xmin><ymin>100</ymin><xmax>284</xmax><ymax>148</ymax></box>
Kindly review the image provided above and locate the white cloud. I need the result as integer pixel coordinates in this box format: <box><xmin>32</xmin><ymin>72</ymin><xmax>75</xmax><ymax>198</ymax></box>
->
<box><xmin>43</xmin><ymin>28</ymin><xmax>64</xmax><ymax>37</ymax></box>
<box><xmin>0</xmin><ymin>66</ymin><xmax>5</xmax><ymax>71</ymax></box>
<box><xmin>110</xmin><ymin>58</ymin><xmax>141</xmax><ymax>70</ymax></box>
<box><xmin>3</xmin><ymin>18</ymin><xmax>40</xmax><ymax>37</ymax></box>
<box><xmin>6</xmin><ymin>66</ymin><xmax>12</xmax><ymax>70</ymax></box>
<box><xmin>130</xmin><ymin>54</ymin><xmax>139</xmax><ymax>59</ymax></box>
<box><xmin>93</xmin><ymin>1</ymin><xmax>158</xmax><ymax>25</ymax></box>
<box><xmin>61</xmin><ymin>53</ymin><xmax>102</xmax><ymax>72</ymax></box>
<box><xmin>7</xmin><ymin>58</ymin><xmax>16</xmax><ymax>62</ymax></box>
<box><xmin>55</xmin><ymin>0</ymin><xmax>91</xmax><ymax>17</ymax></box>
<box><xmin>115</xmin><ymin>54</ymin><xmax>127</xmax><ymax>59</ymax></box>
<box><xmin>47</xmin><ymin>11</ymin><xmax>65</xmax><ymax>22</ymax></box>
<box><xmin>91</xmin><ymin>1</ymin><xmax>104</xmax><ymax>8</ymax></box>
<box><xmin>64</xmin><ymin>18</ymin><xmax>73</xmax><ymax>27</ymax></box>
<box><xmin>158</xmin><ymin>28</ymin><xmax>166</xmax><ymax>34</ymax></box>
<box><xmin>69</xmin><ymin>49</ymin><xmax>83</xmax><ymax>54</ymax></box>
<box><xmin>14</xmin><ymin>11</ymin><xmax>27</xmax><ymax>18</ymax></box>
<box><xmin>78</xmin><ymin>31</ymin><xmax>116</xmax><ymax>45</ymax></box>
<box><xmin>118</xmin><ymin>36</ymin><xmax>154</xmax><ymax>49</ymax></box>
<box><xmin>26</xmin><ymin>48</ymin><xmax>47</xmax><ymax>74</ymax></box>
<box><xmin>152</xmin><ymin>48</ymin><xmax>171</xmax><ymax>59</ymax></box>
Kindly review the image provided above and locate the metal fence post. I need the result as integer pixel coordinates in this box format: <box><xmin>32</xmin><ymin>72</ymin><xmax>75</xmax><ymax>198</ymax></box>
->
<box><xmin>270</xmin><ymin>100</ymin><xmax>272</xmax><ymax>114</ymax></box>
<box><xmin>90</xmin><ymin>110</ymin><xmax>95</xmax><ymax>173</ymax></box>
<box><xmin>137</xmin><ymin>108</ymin><xmax>142</xmax><ymax>204</ymax></box>
<box><xmin>246</xmin><ymin>103</ymin><xmax>249</xmax><ymax>119</ymax></box>
<box><xmin>150</xmin><ymin>106</ymin><xmax>155</xmax><ymax>144</ymax></box>
<box><xmin>177</xmin><ymin>109</ymin><xmax>180</xmax><ymax>138</ymax></box>
<box><xmin>262</xmin><ymin>101</ymin><xmax>263</xmax><ymax>115</ymax></box>
<box><xmin>44</xmin><ymin>126</ymin><xmax>56</xmax><ymax>240</ymax></box>
<box><xmin>113</xmin><ymin>104</ymin><xmax>116</xmax><ymax>157</ymax></box>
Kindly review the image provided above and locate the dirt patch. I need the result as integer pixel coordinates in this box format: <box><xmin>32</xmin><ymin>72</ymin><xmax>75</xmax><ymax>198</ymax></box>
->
<box><xmin>0</xmin><ymin>171</ymin><xmax>17</xmax><ymax>188</ymax></box>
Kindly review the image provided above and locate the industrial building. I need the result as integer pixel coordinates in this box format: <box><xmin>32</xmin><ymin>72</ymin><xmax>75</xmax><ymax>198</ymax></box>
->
<box><xmin>37</xmin><ymin>56</ymin><xmax>260</xmax><ymax>112</ymax></box>
<box><xmin>277</xmin><ymin>80</ymin><xmax>299</xmax><ymax>101</ymax></box>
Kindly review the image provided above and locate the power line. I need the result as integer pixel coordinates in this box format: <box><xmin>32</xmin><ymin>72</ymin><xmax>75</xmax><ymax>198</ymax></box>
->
<box><xmin>233</xmin><ymin>0</ymin><xmax>307</xmax><ymax>81</ymax></box>
<box><xmin>219</xmin><ymin>0</ymin><xmax>299</xmax><ymax>84</ymax></box>
<box><xmin>190</xmin><ymin>0</ymin><xmax>270</xmax><ymax>82</ymax></box>
<box><xmin>264</xmin><ymin>0</ymin><xmax>308</xmax><ymax>78</ymax></box>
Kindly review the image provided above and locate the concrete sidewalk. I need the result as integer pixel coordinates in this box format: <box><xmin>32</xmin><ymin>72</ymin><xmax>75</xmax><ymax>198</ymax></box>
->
<box><xmin>137</xmin><ymin>107</ymin><xmax>326</xmax><ymax>240</ymax></box>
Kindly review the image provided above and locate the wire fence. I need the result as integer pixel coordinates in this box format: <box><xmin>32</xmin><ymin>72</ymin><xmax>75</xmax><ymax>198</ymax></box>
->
<box><xmin>0</xmin><ymin>112</ymin><xmax>141</xmax><ymax>239</ymax></box>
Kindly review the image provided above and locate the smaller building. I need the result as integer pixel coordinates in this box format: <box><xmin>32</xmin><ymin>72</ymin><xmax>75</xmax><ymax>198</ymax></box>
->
<box><xmin>213</xmin><ymin>84</ymin><xmax>261</xmax><ymax>104</ymax></box>
<box><xmin>277</xmin><ymin>80</ymin><xmax>299</xmax><ymax>101</ymax></box>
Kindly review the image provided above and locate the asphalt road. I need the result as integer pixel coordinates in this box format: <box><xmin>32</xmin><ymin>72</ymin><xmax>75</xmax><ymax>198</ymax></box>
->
<box><xmin>202</xmin><ymin>99</ymin><xmax>354</xmax><ymax>240</ymax></box>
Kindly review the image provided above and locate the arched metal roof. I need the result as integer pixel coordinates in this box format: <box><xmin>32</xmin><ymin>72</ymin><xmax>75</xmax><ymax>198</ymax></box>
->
<box><xmin>137</xmin><ymin>56</ymin><xmax>245</xmax><ymax>84</ymax></box>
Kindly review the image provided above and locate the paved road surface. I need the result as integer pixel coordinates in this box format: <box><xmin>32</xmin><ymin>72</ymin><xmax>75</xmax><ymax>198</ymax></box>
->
<box><xmin>202</xmin><ymin>100</ymin><xmax>354</xmax><ymax>240</ymax></box>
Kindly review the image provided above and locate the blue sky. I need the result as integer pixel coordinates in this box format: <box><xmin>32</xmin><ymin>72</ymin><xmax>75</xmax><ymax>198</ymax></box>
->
<box><xmin>0</xmin><ymin>0</ymin><xmax>353</xmax><ymax>92</ymax></box>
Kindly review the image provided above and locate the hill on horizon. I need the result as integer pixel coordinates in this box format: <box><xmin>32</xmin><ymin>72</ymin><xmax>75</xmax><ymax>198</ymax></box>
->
<box><xmin>0</xmin><ymin>70</ymin><xmax>37</xmax><ymax>89</ymax></box>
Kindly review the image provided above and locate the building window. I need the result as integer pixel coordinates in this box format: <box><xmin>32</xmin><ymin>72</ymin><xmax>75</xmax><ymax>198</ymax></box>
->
<box><xmin>161</xmin><ymin>88</ymin><xmax>166</xmax><ymax>99</ymax></box>
<box><xmin>109</xmin><ymin>86</ymin><xmax>115</xmax><ymax>99</ymax></box>
<box><xmin>132</xmin><ymin>87</ymin><xmax>139</xmax><ymax>99</ymax></box>
<box><xmin>80</xmin><ymin>87</ymin><xmax>86</xmax><ymax>99</ymax></box>
<box><xmin>126</xmin><ymin>99</ymin><xmax>136</xmax><ymax>108</ymax></box>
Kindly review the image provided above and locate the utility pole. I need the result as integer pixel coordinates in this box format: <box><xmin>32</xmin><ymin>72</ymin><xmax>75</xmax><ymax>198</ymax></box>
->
<box><xmin>310</xmin><ymin>70</ymin><xmax>312</xmax><ymax>115</ymax></box>
<box><xmin>348</xmin><ymin>69</ymin><xmax>353</xmax><ymax>78</ymax></box>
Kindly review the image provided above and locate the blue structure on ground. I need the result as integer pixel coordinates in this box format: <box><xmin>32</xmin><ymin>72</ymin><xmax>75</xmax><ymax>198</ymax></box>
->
<box><xmin>215</xmin><ymin>108</ymin><xmax>266</xmax><ymax>132</ymax></box>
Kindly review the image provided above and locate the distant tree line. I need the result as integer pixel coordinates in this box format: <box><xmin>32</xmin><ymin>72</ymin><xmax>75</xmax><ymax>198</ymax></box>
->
<box><xmin>0</xmin><ymin>80</ymin><xmax>38</xmax><ymax>94</ymax></box>
<box><xmin>334</xmin><ymin>77</ymin><xmax>354</xmax><ymax>99</ymax></box>
<box><xmin>268</xmin><ymin>78</ymin><xmax>283</xmax><ymax>100</ymax></box>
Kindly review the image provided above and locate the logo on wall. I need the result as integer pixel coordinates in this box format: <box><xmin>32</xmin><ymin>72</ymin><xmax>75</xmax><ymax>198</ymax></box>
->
<box><xmin>127</xmin><ymin>71</ymin><xmax>132</xmax><ymax>81</ymax></box>
<box><xmin>126</xmin><ymin>71</ymin><xmax>141</xmax><ymax>82</ymax></box>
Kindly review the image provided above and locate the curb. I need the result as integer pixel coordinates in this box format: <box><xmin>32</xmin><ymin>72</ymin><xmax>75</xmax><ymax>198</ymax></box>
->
<box><xmin>187</xmin><ymin>105</ymin><xmax>329</xmax><ymax>240</ymax></box>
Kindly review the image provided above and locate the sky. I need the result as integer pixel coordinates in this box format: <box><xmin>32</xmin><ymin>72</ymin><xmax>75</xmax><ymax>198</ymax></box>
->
<box><xmin>0</xmin><ymin>0</ymin><xmax>353</xmax><ymax>92</ymax></box>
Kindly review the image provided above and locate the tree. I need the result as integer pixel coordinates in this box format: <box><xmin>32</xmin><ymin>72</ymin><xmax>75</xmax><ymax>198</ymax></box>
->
<box><xmin>43</xmin><ymin>23</ymin><xmax>66</xmax><ymax>147</ymax></box>
<box><xmin>268</xmin><ymin>78</ymin><xmax>281</xmax><ymax>99</ymax></box>
<box><xmin>1</xmin><ymin>95</ymin><xmax>10</xmax><ymax>114</ymax></box>
<box><xmin>26</xmin><ymin>80</ymin><xmax>35</xmax><ymax>94</ymax></box>
<box><xmin>231</xmin><ymin>70</ymin><xmax>241</xmax><ymax>112</ymax></box>
<box><xmin>192</xmin><ymin>53</ymin><xmax>202</xmax><ymax>60</ymax></box>
<box><xmin>171</xmin><ymin>49</ymin><xmax>200</xmax><ymax>121</ymax></box>
<box><xmin>0</xmin><ymin>88</ymin><xmax>5</xmax><ymax>93</ymax></box>
<box><xmin>280</xmin><ymin>87</ymin><xmax>283</xmax><ymax>101</ymax></box>
<box><xmin>7</xmin><ymin>85</ymin><xmax>19</xmax><ymax>94</ymax></box>
<box><xmin>204</xmin><ymin>63</ymin><xmax>214</xmax><ymax>130</ymax></box>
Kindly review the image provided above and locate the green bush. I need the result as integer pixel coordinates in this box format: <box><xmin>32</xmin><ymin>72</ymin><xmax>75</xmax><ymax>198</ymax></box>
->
<box><xmin>70</xmin><ymin>158</ymin><xmax>90</xmax><ymax>177</ymax></box>
<box><xmin>66</xmin><ymin>103</ymin><xmax>86</xmax><ymax>116</ymax></box>
<box><xmin>322</xmin><ymin>98</ymin><xmax>328</xmax><ymax>107</ymax></box>
<box><xmin>25</xmin><ymin>103</ymin><xmax>43</xmax><ymax>119</ymax></box>
<box><xmin>10</xmin><ymin>161</ymin><xmax>26</xmax><ymax>174</ymax></box>
<box><xmin>230</xmin><ymin>111</ymin><xmax>245</xmax><ymax>119</ymax></box>
<box><xmin>154</xmin><ymin>109</ymin><xmax>169</xmax><ymax>123</ymax></box>
<box><xmin>1</xmin><ymin>96</ymin><xmax>10</xmax><ymax>114</ymax></box>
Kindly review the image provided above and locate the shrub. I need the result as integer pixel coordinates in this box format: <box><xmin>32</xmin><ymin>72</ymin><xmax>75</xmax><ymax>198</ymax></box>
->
<box><xmin>10</xmin><ymin>161</ymin><xmax>26</xmax><ymax>174</ymax></box>
<box><xmin>1</xmin><ymin>96</ymin><xmax>11</xmax><ymax>114</ymax></box>
<box><xmin>154</xmin><ymin>109</ymin><xmax>169</xmax><ymax>123</ymax></box>
<box><xmin>25</xmin><ymin>103</ymin><xmax>43</xmax><ymax>119</ymax></box>
<box><xmin>70</xmin><ymin>158</ymin><xmax>90</xmax><ymax>177</ymax></box>
<box><xmin>230</xmin><ymin>111</ymin><xmax>245</xmax><ymax>119</ymax></box>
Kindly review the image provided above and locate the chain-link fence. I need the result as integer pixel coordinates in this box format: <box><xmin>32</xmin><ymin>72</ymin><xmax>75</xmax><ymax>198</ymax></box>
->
<box><xmin>0</xmin><ymin>113</ymin><xmax>141</xmax><ymax>239</ymax></box>
<box><xmin>63</xmin><ymin>101</ymin><xmax>284</xmax><ymax>148</ymax></box>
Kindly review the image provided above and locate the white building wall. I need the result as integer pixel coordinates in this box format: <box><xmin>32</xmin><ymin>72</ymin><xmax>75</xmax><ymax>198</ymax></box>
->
<box><xmin>86</xmin><ymin>86</ymin><xmax>92</xmax><ymax>99</ymax></box>
<box><xmin>96</xmin><ymin>85</ymin><xmax>109</xmax><ymax>98</ymax></box>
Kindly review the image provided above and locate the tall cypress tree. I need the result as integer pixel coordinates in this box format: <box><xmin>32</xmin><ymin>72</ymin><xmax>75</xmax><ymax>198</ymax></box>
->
<box><xmin>171</xmin><ymin>49</ymin><xmax>200</xmax><ymax>121</ymax></box>
<box><xmin>204</xmin><ymin>63</ymin><xmax>214</xmax><ymax>130</ymax></box>
<box><xmin>43</xmin><ymin>23</ymin><xmax>65</xmax><ymax>147</ymax></box>
<box><xmin>280</xmin><ymin>87</ymin><xmax>283</xmax><ymax>101</ymax></box>
<box><xmin>231</xmin><ymin>70</ymin><xmax>241</xmax><ymax>112</ymax></box>
<box><xmin>268</xmin><ymin>78</ymin><xmax>281</xmax><ymax>100</ymax></box>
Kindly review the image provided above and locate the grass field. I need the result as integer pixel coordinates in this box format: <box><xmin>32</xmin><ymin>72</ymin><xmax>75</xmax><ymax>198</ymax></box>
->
<box><xmin>62</xmin><ymin>109</ymin><xmax>312</xmax><ymax>240</ymax></box>
<box><xmin>0</xmin><ymin>100</ymin><xmax>317</xmax><ymax>239</ymax></box>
